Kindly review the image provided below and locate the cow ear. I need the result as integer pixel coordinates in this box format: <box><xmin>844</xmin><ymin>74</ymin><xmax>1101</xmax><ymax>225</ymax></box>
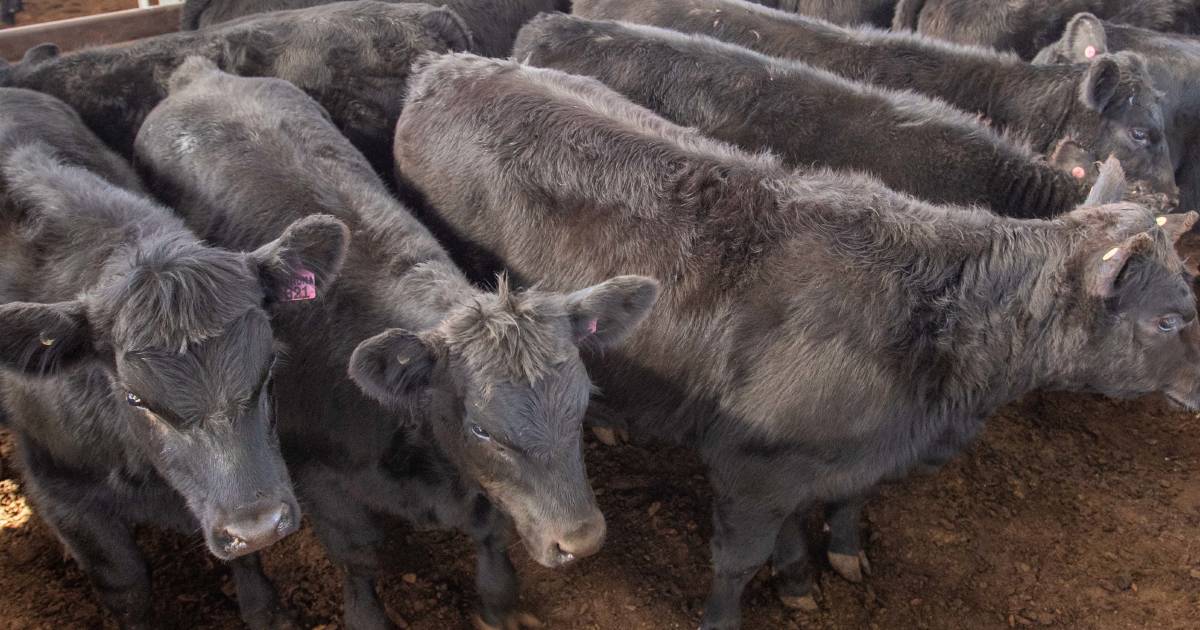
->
<box><xmin>21</xmin><ymin>43</ymin><xmax>59</xmax><ymax>65</ymax></box>
<box><xmin>566</xmin><ymin>275</ymin><xmax>660</xmax><ymax>350</ymax></box>
<box><xmin>168</xmin><ymin>55</ymin><xmax>221</xmax><ymax>94</ymax></box>
<box><xmin>1080</xmin><ymin>55</ymin><xmax>1120</xmax><ymax>113</ymax></box>
<box><xmin>1049</xmin><ymin>138</ymin><xmax>1096</xmax><ymax>183</ymax></box>
<box><xmin>1062</xmin><ymin>13</ymin><xmax>1107</xmax><ymax>62</ymax></box>
<box><xmin>1089</xmin><ymin>232</ymin><xmax>1155</xmax><ymax>297</ymax></box>
<box><xmin>250</xmin><ymin>214</ymin><xmax>349</xmax><ymax>307</ymax></box>
<box><xmin>1084</xmin><ymin>155</ymin><xmax>1127</xmax><ymax>206</ymax></box>
<box><xmin>1157</xmin><ymin>211</ymin><xmax>1199</xmax><ymax>243</ymax></box>
<box><xmin>0</xmin><ymin>301</ymin><xmax>96</xmax><ymax>375</ymax></box>
<box><xmin>349</xmin><ymin>329</ymin><xmax>440</xmax><ymax>406</ymax></box>
<box><xmin>422</xmin><ymin>7</ymin><xmax>476</xmax><ymax>53</ymax></box>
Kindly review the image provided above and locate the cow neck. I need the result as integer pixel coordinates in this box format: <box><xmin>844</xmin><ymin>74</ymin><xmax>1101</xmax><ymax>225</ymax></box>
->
<box><xmin>331</xmin><ymin>191</ymin><xmax>479</xmax><ymax>348</ymax></box>
<box><xmin>747</xmin><ymin>17</ymin><xmax>1077</xmax><ymax>156</ymax></box>
<box><xmin>886</xmin><ymin>214</ymin><xmax>1083</xmax><ymax>419</ymax></box>
<box><xmin>944</xmin><ymin>58</ymin><xmax>1077</xmax><ymax>154</ymax></box>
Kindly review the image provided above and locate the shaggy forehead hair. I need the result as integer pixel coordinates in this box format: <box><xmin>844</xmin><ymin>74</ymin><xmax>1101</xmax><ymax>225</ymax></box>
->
<box><xmin>1109</xmin><ymin>51</ymin><xmax>1163</xmax><ymax>107</ymax></box>
<box><xmin>91</xmin><ymin>233</ymin><xmax>263</xmax><ymax>351</ymax></box>
<box><xmin>440</xmin><ymin>278</ymin><xmax>575</xmax><ymax>385</ymax></box>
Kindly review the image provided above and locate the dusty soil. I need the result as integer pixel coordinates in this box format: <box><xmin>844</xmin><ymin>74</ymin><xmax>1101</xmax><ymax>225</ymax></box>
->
<box><xmin>3</xmin><ymin>388</ymin><xmax>1199</xmax><ymax>630</ymax></box>
<box><xmin>1</xmin><ymin>253</ymin><xmax>1199</xmax><ymax>630</ymax></box>
<box><xmin>0</xmin><ymin>0</ymin><xmax>137</xmax><ymax>29</ymax></box>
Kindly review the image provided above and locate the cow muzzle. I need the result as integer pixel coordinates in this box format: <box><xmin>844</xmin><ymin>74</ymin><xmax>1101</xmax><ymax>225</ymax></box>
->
<box><xmin>207</xmin><ymin>498</ymin><xmax>300</xmax><ymax>559</ymax></box>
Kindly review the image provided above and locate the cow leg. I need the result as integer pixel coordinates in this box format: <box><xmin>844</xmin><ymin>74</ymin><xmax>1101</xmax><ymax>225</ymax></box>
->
<box><xmin>701</xmin><ymin>494</ymin><xmax>795</xmax><ymax>630</ymax></box>
<box><xmin>470</xmin><ymin>523</ymin><xmax>541</xmax><ymax>630</ymax></box>
<box><xmin>30</xmin><ymin>483</ymin><xmax>152</xmax><ymax>629</ymax></box>
<box><xmin>770</xmin><ymin>509</ymin><xmax>819</xmax><ymax>611</ymax></box>
<box><xmin>1175</xmin><ymin>146</ymin><xmax>1200</xmax><ymax>213</ymax></box>
<box><xmin>587</xmin><ymin>400</ymin><xmax>630</xmax><ymax>446</ymax></box>
<box><xmin>300</xmin><ymin>469</ymin><xmax>393</xmax><ymax>630</ymax></box>
<box><xmin>230</xmin><ymin>553</ymin><xmax>297</xmax><ymax>630</ymax></box>
<box><xmin>824</xmin><ymin>495</ymin><xmax>871</xmax><ymax>584</ymax></box>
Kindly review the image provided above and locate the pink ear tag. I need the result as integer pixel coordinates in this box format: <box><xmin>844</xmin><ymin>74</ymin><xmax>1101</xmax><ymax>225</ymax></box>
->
<box><xmin>283</xmin><ymin>268</ymin><xmax>317</xmax><ymax>302</ymax></box>
<box><xmin>1084</xmin><ymin>46</ymin><xmax>1097</xmax><ymax>59</ymax></box>
<box><xmin>1071</xmin><ymin>166</ymin><xmax>1087</xmax><ymax>179</ymax></box>
<box><xmin>586</xmin><ymin>319</ymin><xmax>598</xmax><ymax>335</ymax></box>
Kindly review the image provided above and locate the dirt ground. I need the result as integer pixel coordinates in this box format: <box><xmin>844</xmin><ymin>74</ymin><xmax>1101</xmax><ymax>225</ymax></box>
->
<box><xmin>2</xmin><ymin>243</ymin><xmax>1199</xmax><ymax>630</ymax></box>
<box><xmin>0</xmin><ymin>0</ymin><xmax>136</xmax><ymax>29</ymax></box>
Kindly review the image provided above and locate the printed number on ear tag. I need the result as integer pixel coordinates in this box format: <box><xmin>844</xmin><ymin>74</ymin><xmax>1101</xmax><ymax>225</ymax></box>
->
<box><xmin>283</xmin><ymin>269</ymin><xmax>318</xmax><ymax>302</ymax></box>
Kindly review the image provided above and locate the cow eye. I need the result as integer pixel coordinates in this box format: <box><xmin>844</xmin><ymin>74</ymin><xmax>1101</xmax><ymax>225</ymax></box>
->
<box><xmin>1130</xmin><ymin>128</ymin><xmax>1149</xmax><ymax>144</ymax></box>
<box><xmin>470</xmin><ymin>424</ymin><xmax>492</xmax><ymax>441</ymax></box>
<box><xmin>125</xmin><ymin>392</ymin><xmax>146</xmax><ymax>408</ymax></box>
<box><xmin>1157</xmin><ymin>314</ymin><xmax>1183</xmax><ymax>333</ymax></box>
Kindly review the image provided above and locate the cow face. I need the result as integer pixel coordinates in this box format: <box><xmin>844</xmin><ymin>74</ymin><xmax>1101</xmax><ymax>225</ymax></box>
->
<box><xmin>1060</xmin><ymin>199</ymin><xmax>1200</xmax><ymax>408</ymax></box>
<box><xmin>0</xmin><ymin>152</ymin><xmax>348</xmax><ymax>560</ymax></box>
<box><xmin>1064</xmin><ymin>51</ymin><xmax>1177</xmax><ymax>202</ymax></box>
<box><xmin>1035</xmin><ymin>18</ymin><xmax>1177</xmax><ymax>202</ymax></box>
<box><xmin>350</xmin><ymin>275</ymin><xmax>659</xmax><ymax>567</ymax></box>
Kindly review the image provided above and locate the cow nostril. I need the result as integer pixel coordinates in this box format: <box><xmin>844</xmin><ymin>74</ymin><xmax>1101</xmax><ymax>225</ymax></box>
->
<box><xmin>216</xmin><ymin>501</ymin><xmax>294</xmax><ymax>556</ymax></box>
<box><xmin>552</xmin><ymin>543</ymin><xmax>576</xmax><ymax>565</ymax></box>
<box><xmin>217</xmin><ymin>529</ymin><xmax>249</xmax><ymax>555</ymax></box>
<box><xmin>275</xmin><ymin>502</ymin><xmax>293</xmax><ymax>533</ymax></box>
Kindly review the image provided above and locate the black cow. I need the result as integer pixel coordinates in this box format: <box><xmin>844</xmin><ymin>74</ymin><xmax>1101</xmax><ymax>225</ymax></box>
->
<box><xmin>514</xmin><ymin>14</ymin><xmax>1085</xmax><ymax>216</ymax></box>
<box><xmin>394</xmin><ymin>52</ymin><xmax>1200</xmax><ymax>629</ymax></box>
<box><xmin>0</xmin><ymin>88</ymin><xmax>143</xmax><ymax>193</ymax></box>
<box><xmin>1</xmin><ymin>1</ymin><xmax>470</xmax><ymax>174</ymax></box>
<box><xmin>574</xmin><ymin>0</ymin><xmax>1180</xmax><ymax>203</ymax></box>
<box><xmin>747</xmin><ymin>0</ymin><xmax>897</xmax><ymax>26</ymax></box>
<box><xmin>0</xmin><ymin>88</ymin><xmax>350</xmax><ymax>629</ymax></box>
<box><xmin>892</xmin><ymin>0</ymin><xmax>1200</xmax><ymax>59</ymax></box>
<box><xmin>182</xmin><ymin>0</ymin><xmax>567</xmax><ymax>57</ymax></box>
<box><xmin>134</xmin><ymin>57</ymin><xmax>658</xmax><ymax>630</ymax></box>
<box><xmin>1035</xmin><ymin>13</ymin><xmax>1200</xmax><ymax>211</ymax></box>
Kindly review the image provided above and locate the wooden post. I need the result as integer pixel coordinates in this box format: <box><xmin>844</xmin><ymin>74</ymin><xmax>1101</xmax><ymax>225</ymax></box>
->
<box><xmin>0</xmin><ymin>5</ymin><xmax>182</xmax><ymax>62</ymax></box>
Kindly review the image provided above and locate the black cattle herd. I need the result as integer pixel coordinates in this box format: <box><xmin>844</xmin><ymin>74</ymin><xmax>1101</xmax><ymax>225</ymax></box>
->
<box><xmin>0</xmin><ymin>0</ymin><xmax>1198</xmax><ymax>628</ymax></box>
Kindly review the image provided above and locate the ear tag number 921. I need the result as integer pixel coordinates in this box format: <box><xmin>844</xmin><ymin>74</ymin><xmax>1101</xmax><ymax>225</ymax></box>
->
<box><xmin>283</xmin><ymin>269</ymin><xmax>318</xmax><ymax>302</ymax></box>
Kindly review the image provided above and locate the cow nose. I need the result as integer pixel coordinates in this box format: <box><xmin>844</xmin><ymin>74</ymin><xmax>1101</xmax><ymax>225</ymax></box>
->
<box><xmin>214</xmin><ymin>501</ymin><xmax>297</xmax><ymax>557</ymax></box>
<box><xmin>551</xmin><ymin>512</ymin><xmax>606</xmax><ymax>564</ymax></box>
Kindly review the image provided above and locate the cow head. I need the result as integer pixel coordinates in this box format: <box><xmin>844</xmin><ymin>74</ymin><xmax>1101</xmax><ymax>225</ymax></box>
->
<box><xmin>350</xmin><ymin>275</ymin><xmax>659</xmax><ymax>567</ymax></box>
<box><xmin>1057</xmin><ymin>160</ymin><xmax>1200</xmax><ymax>408</ymax></box>
<box><xmin>1036</xmin><ymin>16</ymin><xmax>1177</xmax><ymax>202</ymax></box>
<box><xmin>0</xmin><ymin>146</ymin><xmax>349</xmax><ymax>560</ymax></box>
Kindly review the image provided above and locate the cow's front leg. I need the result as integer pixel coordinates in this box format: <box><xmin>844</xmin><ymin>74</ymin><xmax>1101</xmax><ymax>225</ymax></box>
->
<box><xmin>824</xmin><ymin>495</ymin><xmax>872</xmax><ymax>584</ymax></box>
<box><xmin>29</xmin><ymin>477</ymin><xmax>152</xmax><ymax>629</ymax></box>
<box><xmin>230</xmin><ymin>553</ymin><xmax>298</xmax><ymax>629</ymax></box>
<box><xmin>299</xmin><ymin>466</ymin><xmax>394</xmax><ymax>630</ymax></box>
<box><xmin>771</xmin><ymin>509</ymin><xmax>820</xmax><ymax>610</ymax></box>
<box><xmin>701</xmin><ymin>492</ymin><xmax>795</xmax><ymax>630</ymax></box>
<box><xmin>468</xmin><ymin>501</ymin><xmax>542</xmax><ymax>630</ymax></box>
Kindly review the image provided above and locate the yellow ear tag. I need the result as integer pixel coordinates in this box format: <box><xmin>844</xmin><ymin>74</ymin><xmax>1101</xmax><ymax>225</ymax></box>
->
<box><xmin>39</xmin><ymin>337</ymin><xmax>55</xmax><ymax>347</ymax></box>
<box><xmin>1102</xmin><ymin>247</ymin><xmax>1121</xmax><ymax>261</ymax></box>
<box><xmin>1156</xmin><ymin>216</ymin><xmax>1168</xmax><ymax>226</ymax></box>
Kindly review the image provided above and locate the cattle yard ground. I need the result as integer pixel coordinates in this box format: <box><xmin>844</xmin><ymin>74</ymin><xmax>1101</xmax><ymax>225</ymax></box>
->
<box><xmin>1</xmin><ymin>242</ymin><xmax>1199</xmax><ymax>630</ymax></box>
<box><xmin>0</xmin><ymin>0</ymin><xmax>134</xmax><ymax>28</ymax></box>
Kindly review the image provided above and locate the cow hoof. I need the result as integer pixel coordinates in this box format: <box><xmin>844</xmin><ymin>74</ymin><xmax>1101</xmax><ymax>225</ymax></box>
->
<box><xmin>777</xmin><ymin>579</ymin><xmax>820</xmax><ymax>612</ymax></box>
<box><xmin>828</xmin><ymin>551</ymin><xmax>871</xmax><ymax>583</ymax></box>
<box><xmin>591</xmin><ymin>426</ymin><xmax>629</xmax><ymax>446</ymax></box>
<box><xmin>779</xmin><ymin>593</ymin><xmax>820</xmax><ymax>612</ymax></box>
<box><xmin>472</xmin><ymin>611</ymin><xmax>544</xmax><ymax>630</ymax></box>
